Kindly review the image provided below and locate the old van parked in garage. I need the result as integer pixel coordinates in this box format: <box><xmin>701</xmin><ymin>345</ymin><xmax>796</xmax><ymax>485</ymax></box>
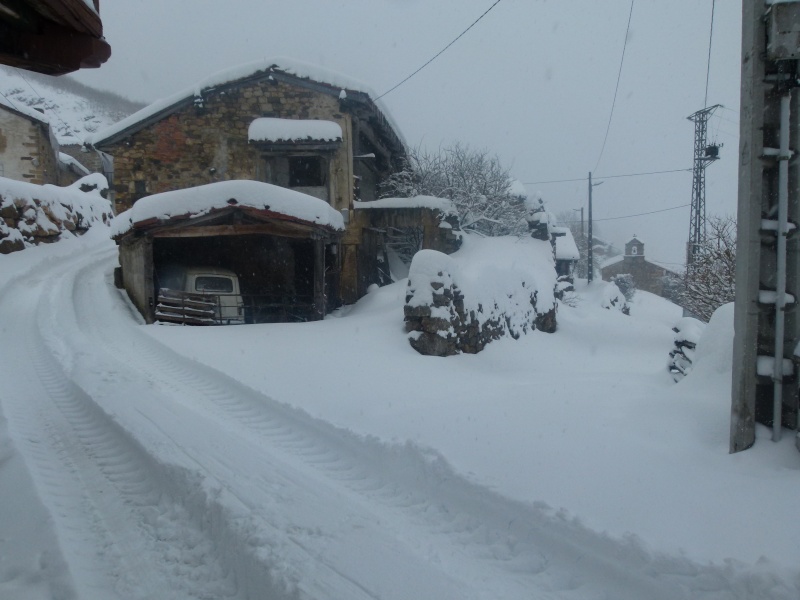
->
<box><xmin>156</xmin><ymin>265</ymin><xmax>245</xmax><ymax>325</ymax></box>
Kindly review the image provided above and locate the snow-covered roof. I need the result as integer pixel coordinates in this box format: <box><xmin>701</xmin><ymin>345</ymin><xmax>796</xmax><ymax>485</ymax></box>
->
<box><xmin>110</xmin><ymin>180</ymin><xmax>345</xmax><ymax>238</ymax></box>
<box><xmin>600</xmin><ymin>255</ymin><xmax>624</xmax><ymax>269</ymax></box>
<box><xmin>248</xmin><ymin>118</ymin><xmax>342</xmax><ymax>143</ymax></box>
<box><xmin>89</xmin><ymin>57</ymin><xmax>403</xmax><ymax>148</ymax></box>
<box><xmin>354</xmin><ymin>196</ymin><xmax>458</xmax><ymax>218</ymax></box>
<box><xmin>552</xmin><ymin>227</ymin><xmax>580</xmax><ymax>261</ymax></box>
<box><xmin>58</xmin><ymin>152</ymin><xmax>91</xmax><ymax>176</ymax></box>
<box><xmin>0</xmin><ymin>95</ymin><xmax>50</xmax><ymax>126</ymax></box>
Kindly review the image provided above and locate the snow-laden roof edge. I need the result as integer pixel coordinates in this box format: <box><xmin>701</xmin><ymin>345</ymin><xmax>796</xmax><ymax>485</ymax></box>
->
<box><xmin>110</xmin><ymin>180</ymin><xmax>345</xmax><ymax>238</ymax></box>
<box><xmin>248</xmin><ymin>118</ymin><xmax>342</xmax><ymax>143</ymax></box>
<box><xmin>551</xmin><ymin>227</ymin><xmax>580</xmax><ymax>261</ymax></box>
<box><xmin>59</xmin><ymin>152</ymin><xmax>91</xmax><ymax>176</ymax></box>
<box><xmin>89</xmin><ymin>57</ymin><xmax>405</xmax><ymax>148</ymax></box>
<box><xmin>0</xmin><ymin>94</ymin><xmax>50</xmax><ymax>126</ymax></box>
<box><xmin>355</xmin><ymin>196</ymin><xmax>458</xmax><ymax>218</ymax></box>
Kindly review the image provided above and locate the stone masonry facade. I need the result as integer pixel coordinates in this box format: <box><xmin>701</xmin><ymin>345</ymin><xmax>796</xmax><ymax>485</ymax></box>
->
<box><xmin>101</xmin><ymin>78</ymin><xmax>354</xmax><ymax>214</ymax></box>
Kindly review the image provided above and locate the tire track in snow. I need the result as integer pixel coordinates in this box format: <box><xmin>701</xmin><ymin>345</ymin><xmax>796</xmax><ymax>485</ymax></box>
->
<box><xmin>62</xmin><ymin>251</ymin><xmax>800</xmax><ymax>599</ymax></box>
<box><xmin>1</xmin><ymin>245</ymin><xmax>289</xmax><ymax>600</ymax></box>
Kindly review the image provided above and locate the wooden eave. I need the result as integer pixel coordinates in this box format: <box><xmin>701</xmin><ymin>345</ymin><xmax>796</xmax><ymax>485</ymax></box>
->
<box><xmin>0</xmin><ymin>0</ymin><xmax>109</xmax><ymax>75</ymax></box>
<box><xmin>116</xmin><ymin>205</ymin><xmax>342</xmax><ymax>243</ymax></box>
<box><xmin>250</xmin><ymin>139</ymin><xmax>341</xmax><ymax>153</ymax></box>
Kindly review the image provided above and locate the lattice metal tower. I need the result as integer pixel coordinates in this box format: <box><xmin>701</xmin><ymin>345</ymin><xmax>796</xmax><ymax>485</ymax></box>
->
<box><xmin>686</xmin><ymin>104</ymin><xmax>721</xmax><ymax>265</ymax></box>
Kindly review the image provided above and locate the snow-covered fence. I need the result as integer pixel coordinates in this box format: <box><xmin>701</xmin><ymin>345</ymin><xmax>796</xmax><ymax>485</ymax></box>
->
<box><xmin>0</xmin><ymin>173</ymin><xmax>111</xmax><ymax>253</ymax></box>
<box><xmin>668</xmin><ymin>317</ymin><xmax>706</xmax><ymax>382</ymax></box>
<box><xmin>404</xmin><ymin>249</ymin><xmax>556</xmax><ymax>356</ymax></box>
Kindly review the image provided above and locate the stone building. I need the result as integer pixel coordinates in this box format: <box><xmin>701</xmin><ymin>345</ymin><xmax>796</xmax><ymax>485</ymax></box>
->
<box><xmin>91</xmin><ymin>59</ymin><xmax>460</xmax><ymax>316</ymax></box>
<box><xmin>0</xmin><ymin>99</ymin><xmax>61</xmax><ymax>185</ymax></box>
<box><xmin>600</xmin><ymin>236</ymin><xmax>679</xmax><ymax>298</ymax></box>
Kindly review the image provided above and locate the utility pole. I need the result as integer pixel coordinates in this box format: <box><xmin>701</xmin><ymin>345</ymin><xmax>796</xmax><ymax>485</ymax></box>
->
<box><xmin>686</xmin><ymin>104</ymin><xmax>721</xmax><ymax>265</ymax></box>
<box><xmin>588</xmin><ymin>172</ymin><xmax>593</xmax><ymax>282</ymax></box>
<box><xmin>732</xmin><ymin>0</ymin><xmax>800</xmax><ymax>453</ymax></box>
<box><xmin>587</xmin><ymin>173</ymin><xmax>603</xmax><ymax>282</ymax></box>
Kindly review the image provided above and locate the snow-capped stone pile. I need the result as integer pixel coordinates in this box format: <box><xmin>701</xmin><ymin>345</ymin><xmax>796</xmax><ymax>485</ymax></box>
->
<box><xmin>0</xmin><ymin>173</ymin><xmax>111</xmax><ymax>253</ymax></box>
<box><xmin>404</xmin><ymin>245</ymin><xmax>557</xmax><ymax>356</ymax></box>
<box><xmin>668</xmin><ymin>316</ymin><xmax>706</xmax><ymax>382</ymax></box>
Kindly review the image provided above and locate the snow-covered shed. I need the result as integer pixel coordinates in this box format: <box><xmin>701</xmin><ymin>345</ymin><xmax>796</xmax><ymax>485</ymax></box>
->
<box><xmin>551</xmin><ymin>226</ymin><xmax>580</xmax><ymax>279</ymax></box>
<box><xmin>112</xmin><ymin>181</ymin><xmax>344</xmax><ymax>324</ymax></box>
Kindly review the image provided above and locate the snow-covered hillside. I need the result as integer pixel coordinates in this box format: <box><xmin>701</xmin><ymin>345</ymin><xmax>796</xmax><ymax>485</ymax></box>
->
<box><xmin>0</xmin><ymin>231</ymin><xmax>798</xmax><ymax>599</ymax></box>
<box><xmin>0</xmin><ymin>67</ymin><xmax>143</xmax><ymax>145</ymax></box>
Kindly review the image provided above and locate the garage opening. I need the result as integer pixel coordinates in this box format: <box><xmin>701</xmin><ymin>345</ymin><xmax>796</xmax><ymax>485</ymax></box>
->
<box><xmin>152</xmin><ymin>234</ymin><xmax>322</xmax><ymax>323</ymax></box>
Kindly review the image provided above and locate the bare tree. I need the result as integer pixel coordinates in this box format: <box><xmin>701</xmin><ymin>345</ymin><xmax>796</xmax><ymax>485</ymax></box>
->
<box><xmin>680</xmin><ymin>215</ymin><xmax>736</xmax><ymax>321</ymax></box>
<box><xmin>379</xmin><ymin>143</ymin><xmax>528</xmax><ymax>236</ymax></box>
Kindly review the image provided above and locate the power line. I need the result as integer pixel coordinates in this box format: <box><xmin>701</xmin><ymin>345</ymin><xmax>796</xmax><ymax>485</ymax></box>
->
<box><xmin>704</xmin><ymin>0</ymin><xmax>716</xmax><ymax>107</ymax></box>
<box><xmin>594</xmin><ymin>203</ymin><xmax>688</xmax><ymax>222</ymax></box>
<box><xmin>375</xmin><ymin>0</ymin><xmax>504</xmax><ymax>101</ymax></box>
<box><xmin>523</xmin><ymin>167</ymin><xmax>691</xmax><ymax>185</ymax></box>
<box><xmin>560</xmin><ymin>202</ymin><xmax>689</xmax><ymax>224</ymax></box>
<box><xmin>14</xmin><ymin>67</ymin><xmax>84</xmax><ymax>144</ymax></box>
<box><xmin>593</xmin><ymin>0</ymin><xmax>635</xmax><ymax>173</ymax></box>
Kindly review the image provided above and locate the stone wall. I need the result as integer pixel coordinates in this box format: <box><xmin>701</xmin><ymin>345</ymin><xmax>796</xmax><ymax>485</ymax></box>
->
<box><xmin>99</xmin><ymin>78</ymin><xmax>354</xmax><ymax>214</ymax></box>
<box><xmin>0</xmin><ymin>110</ymin><xmax>59</xmax><ymax>185</ymax></box>
<box><xmin>0</xmin><ymin>174</ymin><xmax>111</xmax><ymax>254</ymax></box>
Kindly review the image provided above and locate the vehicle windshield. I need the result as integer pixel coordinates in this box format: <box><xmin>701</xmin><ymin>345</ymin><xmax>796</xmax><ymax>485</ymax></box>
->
<box><xmin>195</xmin><ymin>276</ymin><xmax>233</xmax><ymax>293</ymax></box>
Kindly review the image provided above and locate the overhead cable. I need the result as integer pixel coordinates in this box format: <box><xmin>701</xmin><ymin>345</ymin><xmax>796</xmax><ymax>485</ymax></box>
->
<box><xmin>523</xmin><ymin>167</ymin><xmax>691</xmax><ymax>186</ymax></box>
<box><xmin>593</xmin><ymin>0</ymin><xmax>635</xmax><ymax>173</ymax></box>
<box><xmin>375</xmin><ymin>0</ymin><xmax>504</xmax><ymax>101</ymax></box>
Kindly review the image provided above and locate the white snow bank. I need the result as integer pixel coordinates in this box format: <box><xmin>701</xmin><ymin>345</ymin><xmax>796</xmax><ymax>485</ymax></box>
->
<box><xmin>248</xmin><ymin>117</ymin><xmax>342</xmax><ymax>143</ymax></box>
<box><xmin>507</xmin><ymin>179</ymin><xmax>528</xmax><ymax>198</ymax></box>
<box><xmin>110</xmin><ymin>180</ymin><xmax>345</xmax><ymax>238</ymax></box>
<box><xmin>355</xmin><ymin>195</ymin><xmax>458</xmax><ymax>217</ymax></box>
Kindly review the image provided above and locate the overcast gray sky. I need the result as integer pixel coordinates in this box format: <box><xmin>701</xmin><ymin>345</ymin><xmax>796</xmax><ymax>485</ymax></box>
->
<box><xmin>73</xmin><ymin>0</ymin><xmax>741</xmax><ymax>267</ymax></box>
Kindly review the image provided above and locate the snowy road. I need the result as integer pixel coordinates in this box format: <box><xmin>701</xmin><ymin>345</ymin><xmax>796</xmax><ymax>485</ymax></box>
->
<box><xmin>1</xmin><ymin>238</ymin><xmax>797</xmax><ymax>599</ymax></box>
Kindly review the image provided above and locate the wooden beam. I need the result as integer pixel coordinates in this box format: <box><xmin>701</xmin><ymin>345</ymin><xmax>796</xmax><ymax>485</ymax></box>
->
<box><xmin>151</xmin><ymin>223</ymin><xmax>317</xmax><ymax>239</ymax></box>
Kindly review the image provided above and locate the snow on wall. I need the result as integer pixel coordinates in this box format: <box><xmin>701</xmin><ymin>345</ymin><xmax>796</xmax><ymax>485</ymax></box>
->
<box><xmin>248</xmin><ymin>118</ymin><xmax>342</xmax><ymax>143</ymax></box>
<box><xmin>0</xmin><ymin>173</ymin><xmax>111</xmax><ymax>253</ymax></box>
<box><xmin>404</xmin><ymin>235</ymin><xmax>558</xmax><ymax>355</ymax></box>
<box><xmin>110</xmin><ymin>180</ymin><xmax>345</xmax><ymax>238</ymax></box>
<box><xmin>355</xmin><ymin>196</ymin><xmax>458</xmax><ymax>218</ymax></box>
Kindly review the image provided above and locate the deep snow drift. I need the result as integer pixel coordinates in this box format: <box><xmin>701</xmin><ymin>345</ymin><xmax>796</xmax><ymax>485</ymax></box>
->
<box><xmin>1</xmin><ymin>230</ymin><xmax>799</xmax><ymax>599</ymax></box>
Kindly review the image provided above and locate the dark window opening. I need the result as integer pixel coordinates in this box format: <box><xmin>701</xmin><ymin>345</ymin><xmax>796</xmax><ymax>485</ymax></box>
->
<box><xmin>289</xmin><ymin>156</ymin><xmax>323</xmax><ymax>187</ymax></box>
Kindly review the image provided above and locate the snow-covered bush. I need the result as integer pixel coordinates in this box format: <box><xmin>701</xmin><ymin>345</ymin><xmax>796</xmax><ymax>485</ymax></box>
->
<box><xmin>600</xmin><ymin>281</ymin><xmax>630</xmax><ymax>315</ymax></box>
<box><xmin>611</xmin><ymin>273</ymin><xmax>636</xmax><ymax>302</ymax></box>
<box><xmin>379</xmin><ymin>143</ymin><xmax>528</xmax><ymax>237</ymax></box>
<box><xmin>668</xmin><ymin>316</ymin><xmax>706</xmax><ymax>382</ymax></box>
<box><xmin>0</xmin><ymin>173</ymin><xmax>111</xmax><ymax>253</ymax></box>
<box><xmin>404</xmin><ymin>237</ymin><xmax>557</xmax><ymax>355</ymax></box>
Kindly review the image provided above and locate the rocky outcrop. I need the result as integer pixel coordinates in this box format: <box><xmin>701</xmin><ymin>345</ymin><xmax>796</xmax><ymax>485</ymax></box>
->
<box><xmin>0</xmin><ymin>173</ymin><xmax>111</xmax><ymax>254</ymax></box>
